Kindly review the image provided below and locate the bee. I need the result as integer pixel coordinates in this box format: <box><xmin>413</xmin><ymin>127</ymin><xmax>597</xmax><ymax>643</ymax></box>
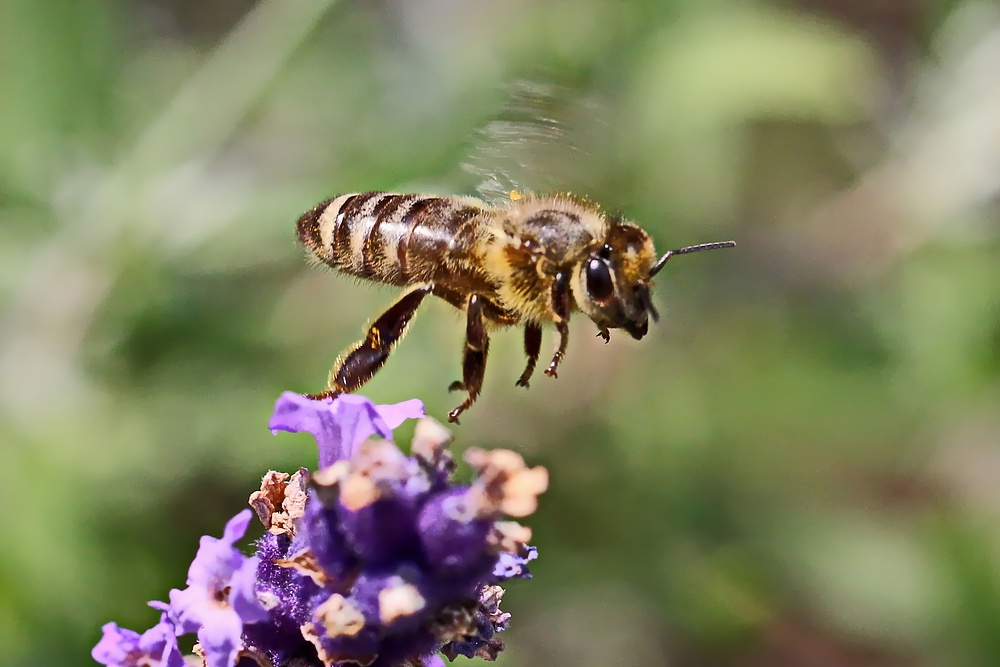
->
<box><xmin>295</xmin><ymin>189</ymin><xmax>734</xmax><ymax>422</ymax></box>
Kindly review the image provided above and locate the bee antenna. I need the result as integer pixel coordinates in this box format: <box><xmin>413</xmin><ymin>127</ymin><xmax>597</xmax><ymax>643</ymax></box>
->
<box><xmin>648</xmin><ymin>240</ymin><xmax>736</xmax><ymax>278</ymax></box>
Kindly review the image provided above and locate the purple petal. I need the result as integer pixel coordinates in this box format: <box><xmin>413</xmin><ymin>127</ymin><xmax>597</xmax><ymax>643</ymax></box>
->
<box><xmin>375</xmin><ymin>399</ymin><xmax>425</xmax><ymax>430</ymax></box>
<box><xmin>92</xmin><ymin>623</ymin><xmax>139</xmax><ymax>666</ymax></box>
<box><xmin>167</xmin><ymin>510</ymin><xmax>267</xmax><ymax>636</ymax></box>
<box><xmin>269</xmin><ymin>392</ymin><xmax>424</xmax><ymax>466</ymax></box>
<box><xmin>92</xmin><ymin>618</ymin><xmax>185</xmax><ymax>667</ymax></box>
<box><xmin>184</xmin><ymin>511</ymin><xmax>252</xmax><ymax>589</ymax></box>
<box><xmin>268</xmin><ymin>392</ymin><xmax>340</xmax><ymax>441</ymax></box>
<box><xmin>423</xmin><ymin>655</ymin><xmax>446</xmax><ymax>667</ymax></box>
<box><xmin>492</xmin><ymin>546</ymin><xmax>537</xmax><ymax>581</ymax></box>
<box><xmin>228</xmin><ymin>556</ymin><xmax>269</xmax><ymax>625</ymax></box>
<box><xmin>196</xmin><ymin>608</ymin><xmax>243</xmax><ymax>667</ymax></box>
<box><xmin>167</xmin><ymin>586</ymin><xmax>208</xmax><ymax>635</ymax></box>
<box><xmin>221</xmin><ymin>510</ymin><xmax>252</xmax><ymax>546</ymax></box>
<box><xmin>138</xmin><ymin>619</ymin><xmax>186</xmax><ymax>667</ymax></box>
<box><xmin>330</xmin><ymin>396</ymin><xmax>395</xmax><ymax>466</ymax></box>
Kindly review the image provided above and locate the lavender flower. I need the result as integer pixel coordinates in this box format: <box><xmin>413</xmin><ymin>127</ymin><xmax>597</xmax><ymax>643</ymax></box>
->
<box><xmin>167</xmin><ymin>510</ymin><xmax>270</xmax><ymax>667</ymax></box>
<box><xmin>94</xmin><ymin>393</ymin><xmax>547</xmax><ymax>667</ymax></box>
<box><xmin>92</xmin><ymin>614</ymin><xmax>185</xmax><ymax>667</ymax></box>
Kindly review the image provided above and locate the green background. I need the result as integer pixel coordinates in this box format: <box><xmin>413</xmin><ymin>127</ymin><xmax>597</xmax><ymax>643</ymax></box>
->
<box><xmin>3</xmin><ymin>0</ymin><xmax>1000</xmax><ymax>665</ymax></box>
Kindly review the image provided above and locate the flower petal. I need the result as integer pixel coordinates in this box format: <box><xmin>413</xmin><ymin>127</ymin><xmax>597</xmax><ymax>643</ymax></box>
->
<box><xmin>167</xmin><ymin>585</ymin><xmax>207</xmax><ymax>635</ymax></box>
<box><xmin>269</xmin><ymin>391</ymin><xmax>331</xmax><ymax>438</ymax></box>
<box><xmin>228</xmin><ymin>556</ymin><xmax>269</xmax><ymax>625</ymax></box>
<box><xmin>492</xmin><ymin>546</ymin><xmax>537</xmax><ymax>581</ymax></box>
<box><xmin>196</xmin><ymin>608</ymin><xmax>244</xmax><ymax>667</ymax></box>
<box><xmin>167</xmin><ymin>510</ymin><xmax>266</xmax><ymax>636</ymax></box>
<box><xmin>138</xmin><ymin>618</ymin><xmax>186</xmax><ymax>667</ymax></box>
<box><xmin>92</xmin><ymin>623</ymin><xmax>139</xmax><ymax>666</ymax></box>
<box><xmin>221</xmin><ymin>509</ymin><xmax>252</xmax><ymax>546</ymax></box>
<box><xmin>331</xmin><ymin>395</ymin><xmax>395</xmax><ymax>465</ymax></box>
<box><xmin>92</xmin><ymin>619</ymin><xmax>185</xmax><ymax>667</ymax></box>
<box><xmin>269</xmin><ymin>392</ymin><xmax>424</xmax><ymax>466</ymax></box>
<box><xmin>375</xmin><ymin>399</ymin><xmax>425</xmax><ymax>430</ymax></box>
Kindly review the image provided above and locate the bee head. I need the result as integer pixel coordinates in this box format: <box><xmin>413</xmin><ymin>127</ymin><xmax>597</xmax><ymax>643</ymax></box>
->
<box><xmin>573</xmin><ymin>224</ymin><xmax>657</xmax><ymax>340</ymax></box>
<box><xmin>574</xmin><ymin>224</ymin><xmax>736</xmax><ymax>340</ymax></box>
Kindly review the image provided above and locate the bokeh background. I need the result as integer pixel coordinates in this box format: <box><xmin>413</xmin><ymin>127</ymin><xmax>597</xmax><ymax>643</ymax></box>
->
<box><xmin>3</xmin><ymin>0</ymin><xmax>1000</xmax><ymax>665</ymax></box>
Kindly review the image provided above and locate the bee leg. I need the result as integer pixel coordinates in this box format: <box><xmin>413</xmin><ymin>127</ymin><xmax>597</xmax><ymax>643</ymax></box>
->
<box><xmin>544</xmin><ymin>322</ymin><xmax>569</xmax><ymax>378</ymax></box>
<box><xmin>544</xmin><ymin>271</ymin><xmax>572</xmax><ymax>378</ymax></box>
<box><xmin>307</xmin><ymin>285</ymin><xmax>432</xmax><ymax>399</ymax></box>
<box><xmin>448</xmin><ymin>294</ymin><xmax>490</xmax><ymax>424</ymax></box>
<box><xmin>515</xmin><ymin>323</ymin><xmax>543</xmax><ymax>388</ymax></box>
<box><xmin>597</xmin><ymin>328</ymin><xmax>611</xmax><ymax>343</ymax></box>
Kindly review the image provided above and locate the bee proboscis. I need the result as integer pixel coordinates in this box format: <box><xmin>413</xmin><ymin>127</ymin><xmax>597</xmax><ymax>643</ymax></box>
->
<box><xmin>295</xmin><ymin>189</ymin><xmax>734</xmax><ymax>422</ymax></box>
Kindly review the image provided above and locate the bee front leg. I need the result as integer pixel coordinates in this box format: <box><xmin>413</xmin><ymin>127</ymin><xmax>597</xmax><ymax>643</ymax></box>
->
<box><xmin>447</xmin><ymin>294</ymin><xmax>490</xmax><ymax>424</ymax></box>
<box><xmin>544</xmin><ymin>271</ymin><xmax>572</xmax><ymax>378</ymax></box>
<box><xmin>515</xmin><ymin>323</ymin><xmax>542</xmax><ymax>388</ymax></box>
<box><xmin>307</xmin><ymin>284</ymin><xmax>432</xmax><ymax>400</ymax></box>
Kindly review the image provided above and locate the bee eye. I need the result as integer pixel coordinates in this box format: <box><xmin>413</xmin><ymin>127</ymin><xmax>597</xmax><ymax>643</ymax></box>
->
<box><xmin>586</xmin><ymin>258</ymin><xmax>614</xmax><ymax>301</ymax></box>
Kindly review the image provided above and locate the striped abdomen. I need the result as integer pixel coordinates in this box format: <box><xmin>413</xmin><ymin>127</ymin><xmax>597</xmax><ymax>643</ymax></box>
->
<box><xmin>296</xmin><ymin>191</ymin><xmax>494</xmax><ymax>289</ymax></box>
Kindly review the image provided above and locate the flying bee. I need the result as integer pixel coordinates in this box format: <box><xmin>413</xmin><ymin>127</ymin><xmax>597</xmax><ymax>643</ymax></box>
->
<box><xmin>295</xmin><ymin>189</ymin><xmax>735</xmax><ymax>422</ymax></box>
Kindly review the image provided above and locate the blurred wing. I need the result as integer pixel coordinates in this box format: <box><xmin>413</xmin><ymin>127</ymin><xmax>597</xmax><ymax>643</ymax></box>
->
<box><xmin>460</xmin><ymin>80</ymin><xmax>608</xmax><ymax>204</ymax></box>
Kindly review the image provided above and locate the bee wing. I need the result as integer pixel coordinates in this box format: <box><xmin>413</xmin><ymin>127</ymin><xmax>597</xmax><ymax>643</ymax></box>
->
<box><xmin>460</xmin><ymin>80</ymin><xmax>608</xmax><ymax>204</ymax></box>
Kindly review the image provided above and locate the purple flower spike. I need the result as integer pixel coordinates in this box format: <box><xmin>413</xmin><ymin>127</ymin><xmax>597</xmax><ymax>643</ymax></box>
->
<box><xmin>269</xmin><ymin>392</ymin><xmax>424</xmax><ymax>466</ymax></box>
<box><xmin>167</xmin><ymin>510</ymin><xmax>268</xmax><ymax>667</ymax></box>
<box><xmin>92</xmin><ymin>616</ymin><xmax>184</xmax><ymax>667</ymax></box>
<box><xmin>98</xmin><ymin>397</ymin><xmax>543</xmax><ymax>667</ymax></box>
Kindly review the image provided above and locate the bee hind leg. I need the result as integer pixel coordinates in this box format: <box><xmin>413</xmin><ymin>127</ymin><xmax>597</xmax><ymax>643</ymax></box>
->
<box><xmin>307</xmin><ymin>284</ymin><xmax>432</xmax><ymax>400</ymax></box>
<box><xmin>515</xmin><ymin>323</ymin><xmax>543</xmax><ymax>388</ymax></box>
<box><xmin>447</xmin><ymin>294</ymin><xmax>490</xmax><ymax>424</ymax></box>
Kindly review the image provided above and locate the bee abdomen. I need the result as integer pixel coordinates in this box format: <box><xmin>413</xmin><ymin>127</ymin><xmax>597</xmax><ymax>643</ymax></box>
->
<box><xmin>295</xmin><ymin>191</ymin><xmax>413</xmax><ymax>284</ymax></box>
<box><xmin>296</xmin><ymin>190</ymin><xmax>488</xmax><ymax>286</ymax></box>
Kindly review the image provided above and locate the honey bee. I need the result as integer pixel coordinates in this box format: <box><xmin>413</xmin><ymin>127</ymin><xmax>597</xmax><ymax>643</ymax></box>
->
<box><xmin>295</xmin><ymin>189</ymin><xmax>734</xmax><ymax>422</ymax></box>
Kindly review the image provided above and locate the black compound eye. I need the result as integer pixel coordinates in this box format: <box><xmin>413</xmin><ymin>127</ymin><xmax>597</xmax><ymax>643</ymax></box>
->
<box><xmin>586</xmin><ymin>258</ymin><xmax>614</xmax><ymax>301</ymax></box>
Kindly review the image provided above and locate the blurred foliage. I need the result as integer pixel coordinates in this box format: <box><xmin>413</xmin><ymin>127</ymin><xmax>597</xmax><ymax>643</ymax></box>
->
<box><xmin>2</xmin><ymin>0</ymin><xmax>1000</xmax><ymax>665</ymax></box>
